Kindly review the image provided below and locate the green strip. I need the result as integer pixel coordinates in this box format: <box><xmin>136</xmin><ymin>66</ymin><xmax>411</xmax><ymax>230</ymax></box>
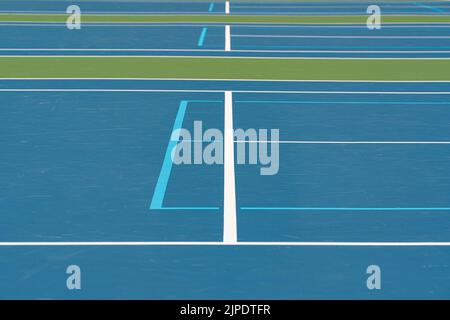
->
<box><xmin>1</xmin><ymin>57</ymin><xmax>449</xmax><ymax>80</ymax></box>
<box><xmin>1</xmin><ymin>14</ymin><xmax>450</xmax><ymax>24</ymax></box>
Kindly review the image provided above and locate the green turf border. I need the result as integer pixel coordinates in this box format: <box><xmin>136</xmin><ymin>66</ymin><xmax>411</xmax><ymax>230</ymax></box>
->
<box><xmin>1</xmin><ymin>57</ymin><xmax>449</xmax><ymax>80</ymax></box>
<box><xmin>1</xmin><ymin>13</ymin><xmax>450</xmax><ymax>24</ymax></box>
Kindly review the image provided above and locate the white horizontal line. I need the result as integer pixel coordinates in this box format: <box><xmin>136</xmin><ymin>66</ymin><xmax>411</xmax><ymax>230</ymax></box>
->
<box><xmin>233</xmin><ymin>50</ymin><xmax>450</xmax><ymax>54</ymax></box>
<box><xmin>0</xmin><ymin>54</ymin><xmax>449</xmax><ymax>60</ymax></box>
<box><xmin>0</xmin><ymin>48</ymin><xmax>226</xmax><ymax>52</ymax></box>
<box><xmin>0</xmin><ymin>11</ymin><xmax>220</xmax><ymax>14</ymax></box>
<box><xmin>0</xmin><ymin>242</ymin><xmax>449</xmax><ymax>246</ymax></box>
<box><xmin>4</xmin><ymin>12</ymin><xmax>444</xmax><ymax>17</ymax></box>
<box><xmin>237</xmin><ymin>141</ymin><xmax>450</xmax><ymax>144</ymax></box>
<box><xmin>7</xmin><ymin>10</ymin><xmax>439</xmax><ymax>16</ymax></box>
<box><xmin>0</xmin><ymin>48</ymin><xmax>450</xmax><ymax>60</ymax></box>
<box><xmin>233</xmin><ymin>34</ymin><xmax>450</xmax><ymax>39</ymax></box>
<box><xmin>0</xmin><ymin>89</ymin><xmax>221</xmax><ymax>93</ymax></box>
<box><xmin>233</xmin><ymin>24</ymin><xmax>450</xmax><ymax>28</ymax></box>
<box><xmin>232</xmin><ymin>5</ymin><xmax>443</xmax><ymax>9</ymax></box>
<box><xmin>1</xmin><ymin>89</ymin><xmax>449</xmax><ymax>94</ymax></box>
<box><xmin>1</xmin><ymin>78</ymin><xmax>450</xmax><ymax>83</ymax></box>
<box><xmin>229</xmin><ymin>12</ymin><xmax>450</xmax><ymax>15</ymax></box>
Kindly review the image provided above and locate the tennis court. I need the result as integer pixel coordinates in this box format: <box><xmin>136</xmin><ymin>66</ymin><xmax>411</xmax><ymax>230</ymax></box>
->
<box><xmin>1</xmin><ymin>0</ymin><xmax>450</xmax><ymax>299</ymax></box>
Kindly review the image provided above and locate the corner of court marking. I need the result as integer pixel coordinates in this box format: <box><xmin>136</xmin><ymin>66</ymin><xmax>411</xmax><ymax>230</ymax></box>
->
<box><xmin>149</xmin><ymin>92</ymin><xmax>238</xmax><ymax>244</ymax></box>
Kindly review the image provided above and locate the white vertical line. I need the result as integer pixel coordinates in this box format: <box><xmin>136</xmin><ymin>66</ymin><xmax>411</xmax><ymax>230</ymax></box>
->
<box><xmin>225</xmin><ymin>1</ymin><xmax>230</xmax><ymax>14</ymax></box>
<box><xmin>225</xmin><ymin>25</ymin><xmax>231</xmax><ymax>51</ymax></box>
<box><xmin>223</xmin><ymin>91</ymin><xmax>237</xmax><ymax>244</ymax></box>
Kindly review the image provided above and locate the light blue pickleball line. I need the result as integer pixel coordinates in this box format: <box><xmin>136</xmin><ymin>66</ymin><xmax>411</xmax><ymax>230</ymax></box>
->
<box><xmin>413</xmin><ymin>2</ymin><xmax>445</xmax><ymax>13</ymax></box>
<box><xmin>150</xmin><ymin>100</ymin><xmax>219</xmax><ymax>211</ymax></box>
<box><xmin>197</xmin><ymin>27</ymin><xmax>208</xmax><ymax>47</ymax></box>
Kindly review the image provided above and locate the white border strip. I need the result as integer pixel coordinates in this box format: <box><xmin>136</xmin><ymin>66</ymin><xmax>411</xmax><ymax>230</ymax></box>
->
<box><xmin>0</xmin><ymin>242</ymin><xmax>449</xmax><ymax>246</ymax></box>
<box><xmin>1</xmin><ymin>78</ymin><xmax>450</xmax><ymax>83</ymax></box>
<box><xmin>1</xmin><ymin>54</ymin><xmax>450</xmax><ymax>59</ymax></box>
<box><xmin>0</xmin><ymin>89</ymin><xmax>449</xmax><ymax>94</ymax></box>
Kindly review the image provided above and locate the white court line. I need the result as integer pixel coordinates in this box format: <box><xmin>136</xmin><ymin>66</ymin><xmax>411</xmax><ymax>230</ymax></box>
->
<box><xmin>2</xmin><ymin>23</ymin><xmax>450</xmax><ymax>28</ymax></box>
<box><xmin>225</xmin><ymin>25</ymin><xmax>231</xmax><ymax>51</ymax></box>
<box><xmin>218</xmin><ymin>12</ymin><xmax>450</xmax><ymax>15</ymax></box>
<box><xmin>2</xmin><ymin>78</ymin><xmax>450</xmax><ymax>83</ymax></box>
<box><xmin>0</xmin><ymin>48</ymin><xmax>227</xmax><ymax>52</ymax></box>
<box><xmin>0</xmin><ymin>242</ymin><xmax>450</xmax><ymax>246</ymax></box>
<box><xmin>2</xmin><ymin>48</ymin><xmax>450</xmax><ymax>53</ymax></box>
<box><xmin>233</xmin><ymin>34</ymin><xmax>450</xmax><ymax>39</ymax></box>
<box><xmin>225</xmin><ymin>1</ymin><xmax>230</xmax><ymax>15</ymax></box>
<box><xmin>1</xmin><ymin>54</ymin><xmax>450</xmax><ymax>59</ymax></box>
<box><xmin>223</xmin><ymin>91</ymin><xmax>237</xmax><ymax>244</ymax></box>
<box><xmin>1</xmin><ymin>89</ymin><xmax>449</xmax><ymax>94</ymax></box>
<box><xmin>185</xmin><ymin>140</ymin><xmax>450</xmax><ymax>145</ymax></box>
<box><xmin>0</xmin><ymin>10</ymin><xmax>230</xmax><ymax>14</ymax></box>
<box><xmin>232</xmin><ymin>5</ymin><xmax>441</xmax><ymax>9</ymax></box>
<box><xmin>237</xmin><ymin>141</ymin><xmax>450</xmax><ymax>144</ymax></box>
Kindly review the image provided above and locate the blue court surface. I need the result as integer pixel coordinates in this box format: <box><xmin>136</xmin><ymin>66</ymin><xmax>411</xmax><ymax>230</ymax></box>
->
<box><xmin>1</xmin><ymin>79</ymin><xmax>450</xmax><ymax>299</ymax></box>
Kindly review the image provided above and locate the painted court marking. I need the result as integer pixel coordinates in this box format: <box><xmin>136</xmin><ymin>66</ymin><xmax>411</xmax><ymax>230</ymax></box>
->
<box><xmin>197</xmin><ymin>27</ymin><xmax>208</xmax><ymax>47</ymax></box>
<box><xmin>2</xmin><ymin>78</ymin><xmax>450</xmax><ymax>83</ymax></box>
<box><xmin>150</xmin><ymin>100</ymin><xmax>188</xmax><ymax>210</ymax></box>
<box><xmin>225</xmin><ymin>25</ymin><xmax>231</xmax><ymax>51</ymax></box>
<box><xmin>149</xmin><ymin>99</ymin><xmax>219</xmax><ymax>211</ymax></box>
<box><xmin>223</xmin><ymin>91</ymin><xmax>237</xmax><ymax>244</ymax></box>
<box><xmin>414</xmin><ymin>2</ymin><xmax>445</xmax><ymax>13</ymax></box>
<box><xmin>208</xmin><ymin>2</ymin><xmax>215</xmax><ymax>13</ymax></box>
<box><xmin>2</xmin><ymin>89</ymin><xmax>450</xmax><ymax>94</ymax></box>
<box><xmin>0</xmin><ymin>242</ymin><xmax>450</xmax><ymax>247</ymax></box>
<box><xmin>232</xmin><ymin>34</ymin><xmax>450</xmax><ymax>39</ymax></box>
<box><xmin>242</xmin><ymin>207</ymin><xmax>450</xmax><ymax>211</ymax></box>
<box><xmin>238</xmin><ymin>141</ymin><xmax>450</xmax><ymax>144</ymax></box>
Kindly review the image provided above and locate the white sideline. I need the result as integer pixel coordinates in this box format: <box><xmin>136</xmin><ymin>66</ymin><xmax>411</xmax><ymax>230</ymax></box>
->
<box><xmin>223</xmin><ymin>91</ymin><xmax>237</xmax><ymax>244</ymax></box>
<box><xmin>0</xmin><ymin>242</ymin><xmax>450</xmax><ymax>246</ymax></box>
<box><xmin>225</xmin><ymin>25</ymin><xmax>231</xmax><ymax>51</ymax></box>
